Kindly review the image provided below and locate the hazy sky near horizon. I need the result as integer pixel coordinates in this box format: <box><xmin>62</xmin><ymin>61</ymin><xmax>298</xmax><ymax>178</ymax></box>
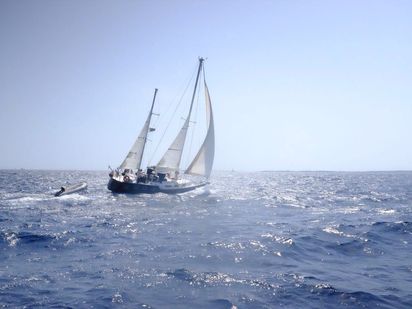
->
<box><xmin>1</xmin><ymin>0</ymin><xmax>411</xmax><ymax>171</ymax></box>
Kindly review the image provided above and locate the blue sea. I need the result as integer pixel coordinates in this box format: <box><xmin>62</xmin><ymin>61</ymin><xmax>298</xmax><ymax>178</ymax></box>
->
<box><xmin>1</xmin><ymin>170</ymin><xmax>412</xmax><ymax>308</ymax></box>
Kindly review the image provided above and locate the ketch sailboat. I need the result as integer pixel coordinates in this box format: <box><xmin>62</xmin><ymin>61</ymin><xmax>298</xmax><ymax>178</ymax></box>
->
<box><xmin>107</xmin><ymin>58</ymin><xmax>214</xmax><ymax>194</ymax></box>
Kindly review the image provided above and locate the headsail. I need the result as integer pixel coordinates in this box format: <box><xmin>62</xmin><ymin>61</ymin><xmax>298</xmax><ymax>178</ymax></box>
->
<box><xmin>120</xmin><ymin>89</ymin><xmax>158</xmax><ymax>170</ymax></box>
<box><xmin>156</xmin><ymin>58</ymin><xmax>204</xmax><ymax>173</ymax></box>
<box><xmin>185</xmin><ymin>81</ymin><xmax>215</xmax><ymax>178</ymax></box>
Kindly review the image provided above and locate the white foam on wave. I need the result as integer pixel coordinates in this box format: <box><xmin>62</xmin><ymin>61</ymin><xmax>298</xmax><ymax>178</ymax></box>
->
<box><xmin>54</xmin><ymin>194</ymin><xmax>90</xmax><ymax>201</ymax></box>
<box><xmin>336</xmin><ymin>206</ymin><xmax>361</xmax><ymax>214</ymax></box>
<box><xmin>4</xmin><ymin>231</ymin><xmax>19</xmax><ymax>247</ymax></box>
<box><xmin>322</xmin><ymin>226</ymin><xmax>344</xmax><ymax>236</ymax></box>
<box><xmin>112</xmin><ymin>292</ymin><xmax>124</xmax><ymax>304</ymax></box>
<box><xmin>2</xmin><ymin>195</ymin><xmax>52</xmax><ymax>209</ymax></box>
<box><xmin>8</xmin><ymin>195</ymin><xmax>49</xmax><ymax>203</ymax></box>
<box><xmin>322</xmin><ymin>225</ymin><xmax>364</xmax><ymax>241</ymax></box>
<box><xmin>377</xmin><ymin>208</ymin><xmax>396</xmax><ymax>215</ymax></box>
<box><xmin>261</xmin><ymin>233</ymin><xmax>294</xmax><ymax>245</ymax></box>
<box><xmin>3</xmin><ymin>193</ymin><xmax>89</xmax><ymax>207</ymax></box>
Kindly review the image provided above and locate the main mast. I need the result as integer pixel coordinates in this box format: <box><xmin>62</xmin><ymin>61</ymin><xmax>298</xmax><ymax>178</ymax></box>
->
<box><xmin>156</xmin><ymin>58</ymin><xmax>204</xmax><ymax>173</ymax></box>
<box><xmin>186</xmin><ymin>57</ymin><xmax>204</xmax><ymax>121</ymax></box>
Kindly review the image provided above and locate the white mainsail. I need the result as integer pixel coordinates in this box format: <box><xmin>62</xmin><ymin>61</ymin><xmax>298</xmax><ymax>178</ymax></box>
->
<box><xmin>120</xmin><ymin>89</ymin><xmax>157</xmax><ymax>170</ymax></box>
<box><xmin>185</xmin><ymin>82</ymin><xmax>215</xmax><ymax>178</ymax></box>
<box><xmin>156</xmin><ymin>58</ymin><xmax>204</xmax><ymax>173</ymax></box>
<box><xmin>156</xmin><ymin>117</ymin><xmax>190</xmax><ymax>172</ymax></box>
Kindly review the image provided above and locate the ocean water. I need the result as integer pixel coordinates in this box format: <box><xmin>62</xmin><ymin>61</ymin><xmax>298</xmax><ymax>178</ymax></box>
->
<box><xmin>1</xmin><ymin>170</ymin><xmax>412</xmax><ymax>308</ymax></box>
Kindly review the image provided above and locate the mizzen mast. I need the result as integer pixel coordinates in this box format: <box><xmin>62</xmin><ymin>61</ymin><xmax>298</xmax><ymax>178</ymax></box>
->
<box><xmin>120</xmin><ymin>88</ymin><xmax>158</xmax><ymax>171</ymax></box>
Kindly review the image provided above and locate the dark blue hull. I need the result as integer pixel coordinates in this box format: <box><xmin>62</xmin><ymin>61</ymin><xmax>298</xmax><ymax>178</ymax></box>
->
<box><xmin>107</xmin><ymin>178</ymin><xmax>207</xmax><ymax>194</ymax></box>
<box><xmin>108</xmin><ymin>178</ymin><xmax>160</xmax><ymax>194</ymax></box>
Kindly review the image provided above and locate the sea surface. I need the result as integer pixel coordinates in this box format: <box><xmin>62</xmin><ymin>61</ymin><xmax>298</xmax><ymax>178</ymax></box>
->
<box><xmin>1</xmin><ymin>170</ymin><xmax>412</xmax><ymax>308</ymax></box>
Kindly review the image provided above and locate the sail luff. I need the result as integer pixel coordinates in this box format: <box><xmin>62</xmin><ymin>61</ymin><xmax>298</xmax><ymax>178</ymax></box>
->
<box><xmin>156</xmin><ymin>58</ymin><xmax>204</xmax><ymax>172</ymax></box>
<box><xmin>184</xmin><ymin>81</ymin><xmax>215</xmax><ymax>178</ymax></box>
<box><xmin>120</xmin><ymin>88</ymin><xmax>158</xmax><ymax>170</ymax></box>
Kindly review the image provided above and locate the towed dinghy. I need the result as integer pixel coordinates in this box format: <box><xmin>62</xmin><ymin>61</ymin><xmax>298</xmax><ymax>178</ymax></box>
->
<box><xmin>54</xmin><ymin>182</ymin><xmax>88</xmax><ymax>197</ymax></box>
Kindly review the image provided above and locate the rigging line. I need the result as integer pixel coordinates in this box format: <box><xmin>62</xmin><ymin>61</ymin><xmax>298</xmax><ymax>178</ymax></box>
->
<box><xmin>151</xmin><ymin>65</ymin><xmax>197</xmax><ymax>129</ymax></box>
<box><xmin>185</xmin><ymin>68</ymin><xmax>203</xmax><ymax>168</ymax></box>
<box><xmin>147</xmin><ymin>62</ymin><xmax>198</xmax><ymax>166</ymax></box>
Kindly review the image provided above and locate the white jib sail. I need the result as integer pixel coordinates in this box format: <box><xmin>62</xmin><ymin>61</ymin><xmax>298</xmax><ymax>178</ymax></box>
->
<box><xmin>120</xmin><ymin>91</ymin><xmax>156</xmax><ymax>170</ymax></box>
<box><xmin>185</xmin><ymin>82</ymin><xmax>215</xmax><ymax>178</ymax></box>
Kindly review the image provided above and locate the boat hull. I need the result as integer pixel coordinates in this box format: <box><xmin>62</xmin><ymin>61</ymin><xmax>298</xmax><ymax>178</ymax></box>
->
<box><xmin>107</xmin><ymin>178</ymin><xmax>207</xmax><ymax>194</ymax></box>
<box><xmin>54</xmin><ymin>182</ymin><xmax>88</xmax><ymax>197</ymax></box>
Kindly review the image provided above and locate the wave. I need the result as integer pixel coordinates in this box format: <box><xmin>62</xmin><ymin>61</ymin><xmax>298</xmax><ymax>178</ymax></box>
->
<box><xmin>2</xmin><ymin>194</ymin><xmax>50</xmax><ymax>203</ymax></box>
<box><xmin>371</xmin><ymin>221</ymin><xmax>412</xmax><ymax>233</ymax></box>
<box><xmin>15</xmin><ymin>231</ymin><xmax>55</xmax><ymax>243</ymax></box>
<box><xmin>0</xmin><ymin>231</ymin><xmax>55</xmax><ymax>247</ymax></box>
<box><xmin>167</xmin><ymin>268</ymin><xmax>245</xmax><ymax>287</ymax></box>
<box><xmin>1</xmin><ymin>170</ymin><xmax>411</xmax><ymax>308</ymax></box>
<box><xmin>306</xmin><ymin>283</ymin><xmax>396</xmax><ymax>308</ymax></box>
<box><xmin>166</xmin><ymin>268</ymin><xmax>404</xmax><ymax>308</ymax></box>
<box><xmin>0</xmin><ymin>229</ymin><xmax>90</xmax><ymax>248</ymax></box>
<box><xmin>209</xmin><ymin>299</ymin><xmax>236</xmax><ymax>308</ymax></box>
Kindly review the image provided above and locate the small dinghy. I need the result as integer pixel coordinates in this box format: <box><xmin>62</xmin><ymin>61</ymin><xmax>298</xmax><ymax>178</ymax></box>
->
<box><xmin>54</xmin><ymin>182</ymin><xmax>88</xmax><ymax>197</ymax></box>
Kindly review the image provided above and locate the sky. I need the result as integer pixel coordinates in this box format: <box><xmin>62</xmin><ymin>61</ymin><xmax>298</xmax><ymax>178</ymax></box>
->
<box><xmin>0</xmin><ymin>0</ymin><xmax>411</xmax><ymax>171</ymax></box>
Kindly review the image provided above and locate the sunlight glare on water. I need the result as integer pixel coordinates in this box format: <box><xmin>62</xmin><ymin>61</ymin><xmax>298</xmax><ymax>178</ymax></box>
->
<box><xmin>1</xmin><ymin>170</ymin><xmax>412</xmax><ymax>308</ymax></box>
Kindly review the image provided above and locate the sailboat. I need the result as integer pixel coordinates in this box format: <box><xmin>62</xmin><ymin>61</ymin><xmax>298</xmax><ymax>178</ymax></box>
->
<box><xmin>107</xmin><ymin>58</ymin><xmax>214</xmax><ymax>194</ymax></box>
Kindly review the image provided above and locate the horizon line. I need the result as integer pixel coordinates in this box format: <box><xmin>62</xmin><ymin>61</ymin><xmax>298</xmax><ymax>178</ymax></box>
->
<box><xmin>1</xmin><ymin>168</ymin><xmax>412</xmax><ymax>173</ymax></box>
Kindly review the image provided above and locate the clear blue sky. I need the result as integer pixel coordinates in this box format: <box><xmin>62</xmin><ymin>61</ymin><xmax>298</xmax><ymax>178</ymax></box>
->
<box><xmin>1</xmin><ymin>0</ymin><xmax>411</xmax><ymax>171</ymax></box>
